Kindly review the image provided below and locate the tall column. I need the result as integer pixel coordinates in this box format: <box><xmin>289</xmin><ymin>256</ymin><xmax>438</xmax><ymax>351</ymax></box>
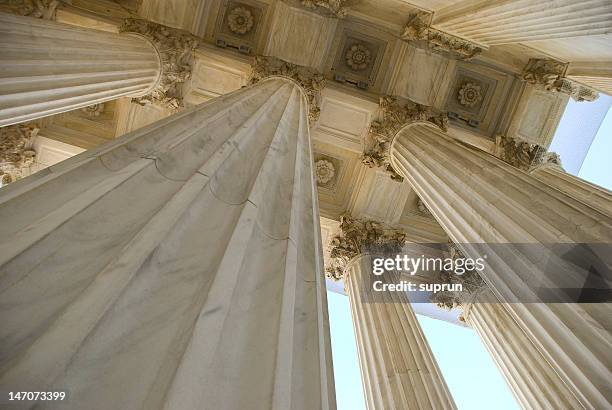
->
<box><xmin>530</xmin><ymin>157</ymin><xmax>612</xmax><ymax>219</ymax></box>
<box><xmin>327</xmin><ymin>216</ymin><xmax>456</xmax><ymax>410</ymax></box>
<box><xmin>0</xmin><ymin>14</ymin><xmax>199</xmax><ymax>127</ymax></box>
<box><xmin>0</xmin><ymin>75</ymin><xmax>336</xmax><ymax>409</ymax></box>
<box><xmin>390</xmin><ymin>121</ymin><xmax>612</xmax><ymax>408</ymax></box>
<box><xmin>433</xmin><ymin>248</ymin><xmax>584</xmax><ymax>409</ymax></box>
<box><xmin>432</xmin><ymin>0</ymin><xmax>612</xmax><ymax>45</ymax></box>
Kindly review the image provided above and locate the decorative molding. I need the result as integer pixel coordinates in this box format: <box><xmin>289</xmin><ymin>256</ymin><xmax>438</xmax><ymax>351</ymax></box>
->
<box><xmin>402</xmin><ymin>12</ymin><xmax>482</xmax><ymax>60</ymax></box>
<box><xmin>326</xmin><ymin>214</ymin><xmax>406</xmax><ymax>280</ymax></box>
<box><xmin>81</xmin><ymin>103</ymin><xmax>105</xmax><ymax>118</ymax></box>
<box><xmin>494</xmin><ymin>134</ymin><xmax>552</xmax><ymax>171</ymax></box>
<box><xmin>0</xmin><ymin>124</ymin><xmax>38</xmax><ymax>185</ymax></box>
<box><xmin>300</xmin><ymin>0</ymin><xmax>350</xmax><ymax>18</ymax></box>
<box><xmin>0</xmin><ymin>0</ymin><xmax>60</xmax><ymax>20</ymax></box>
<box><xmin>430</xmin><ymin>242</ymin><xmax>487</xmax><ymax>320</ymax></box>
<box><xmin>522</xmin><ymin>59</ymin><xmax>598</xmax><ymax>102</ymax></box>
<box><xmin>227</xmin><ymin>6</ymin><xmax>254</xmax><ymax>35</ymax></box>
<box><xmin>315</xmin><ymin>158</ymin><xmax>335</xmax><ymax>185</ymax></box>
<box><xmin>120</xmin><ymin>18</ymin><xmax>200</xmax><ymax>110</ymax></box>
<box><xmin>248</xmin><ymin>55</ymin><xmax>325</xmax><ymax>123</ymax></box>
<box><xmin>362</xmin><ymin>96</ymin><xmax>448</xmax><ymax>182</ymax></box>
<box><xmin>345</xmin><ymin>43</ymin><xmax>371</xmax><ymax>71</ymax></box>
<box><xmin>457</xmin><ymin>82</ymin><xmax>482</xmax><ymax>107</ymax></box>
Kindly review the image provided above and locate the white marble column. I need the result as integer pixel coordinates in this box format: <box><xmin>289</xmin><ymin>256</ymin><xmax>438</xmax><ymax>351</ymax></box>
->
<box><xmin>327</xmin><ymin>216</ymin><xmax>455</xmax><ymax>410</ymax></box>
<box><xmin>345</xmin><ymin>255</ymin><xmax>456</xmax><ymax>410</ymax></box>
<box><xmin>390</xmin><ymin>121</ymin><xmax>612</xmax><ymax>409</ymax></box>
<box><xmin>0</xmin><ymin>13</ymin><xmax>162</xmax><ymax>126</ymax></box>
<box><xmin>462</xmin><ymin>289</ymin><xmax>584</xmax><ymax>409</ymax></box>
<box><xmin>530</xmin><ymin>161</ymin><xmax>612</xmax><ymax>219</ymax></box>
<box><xmin>432</xmin><ymin>0</ymin><xmax>612</xmax><ymax>45</ymax></box>
<box><xmin>0</xmin><ymin>77</ymin><xmax>335</xmax><ymax>410</ymax></box>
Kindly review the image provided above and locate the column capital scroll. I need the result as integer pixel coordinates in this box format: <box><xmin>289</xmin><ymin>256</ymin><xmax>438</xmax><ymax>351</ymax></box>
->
<box><xmin>248</xmin><ymin>55</ymin><xmax>325</xmax><ymax>124</ymax></box>
<box><xmin>326</xmin><ymin>214</ymin><xmax>406</xmax><ymax>281</ymax></box>
<box><xmin>120</xmin><ymin>18</ymin><xmax>200</xmax><ymax>111</ymax></box>
<box><xmin>363</xmin><ymin>95</ymin><xmax>448</xmax><ymax>181</ymax></box>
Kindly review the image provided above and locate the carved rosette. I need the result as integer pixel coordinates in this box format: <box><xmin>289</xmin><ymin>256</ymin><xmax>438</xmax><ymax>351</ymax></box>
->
<box><xmin>227</xmin><ymin>6</ymin><xmax>254</xmax><ymax>35</ymax></box>
<box><xmin>430</xmin><ymin>243</ymin><xmax>487</xmax><ymax>320</ymax></box>
<box><xmin>458</xmin><ymin>82</ymin><xmax>482</xmax><ymax>107</ymax></box>
<box><xmin>0</xmin><ymin>124</ymin><xmax>38</xmax><ymax>185</ymax></box>
<box><xmin>81</xmin><ymin>103</ymin><xmax>105</xmax><ymax>117</ymax></box>
<box><xmin>248</xmin><ymin>55</ymin><xmax>325</xmax><ymax>124</ymax></box>
<box><xmin>362</xmin><ymin>96</ymin><xmax>448</xmax><ymax>182</ymax></box>
<box><xmin>315</xmin><ymin>159</ymin><xmax>335</xmax><ymax>185</ymax></box>
<box><xmin>120</xmin><ymin>18</ymin><xmax>200</xmax><ymax>111</ymax></box>
<box><xmin>326</xmin><ymin>215</ymin><xmax>407</xmax><ymax>281</ymax></box>
<box><xmin>0</xmin><ymin>0</ymin><xmax>60</xmax><ymax>20</ymax></box>
<box><xmin>493</xmin><ymin>135</ymin><xmax>550</xmax><ymax>171</ymax></box>
<box><xmin>300</xmin><ymin>0</ymin><xmax>350</xmax><ymax>18</ymax></box>
<box><xmin>402</xmin><ymin>12</ymin><xmax>482</xmax><ymax>60</ymax></box>
<box><xmin>345</xmin><ymin>43</ymin><xmax>371</xmax><ymax>71</ymax></box>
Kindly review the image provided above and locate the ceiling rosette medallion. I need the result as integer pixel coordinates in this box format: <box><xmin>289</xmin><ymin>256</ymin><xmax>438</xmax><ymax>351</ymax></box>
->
<box><xmin>362</xmin><ymin>96</ymin><xmax>448</xmax><ymax>182</ymax></box>
<box><xmin>227</xmin><ymin>6</ymin><xmax>254</xmax><ymax>35</ymax></box>
<box><xmin>345</xmin><ymin>43</ymin><xmax>372</xmax><ymax>71</ymax></box>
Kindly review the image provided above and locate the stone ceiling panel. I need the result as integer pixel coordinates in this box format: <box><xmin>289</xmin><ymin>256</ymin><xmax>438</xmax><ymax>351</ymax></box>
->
<box><xmin>264</xmin><ymin>1</ymin><xmax>338</xmax><ymax>70</ymax></box>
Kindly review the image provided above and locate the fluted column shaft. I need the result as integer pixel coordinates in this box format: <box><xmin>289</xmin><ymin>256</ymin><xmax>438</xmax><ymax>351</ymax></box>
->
<box><xmin>433</xmin><ymin>0</ymin><xmax>612</xmax><ymax>45</ymax></box>
<box><xmin>345</xmin><ymin>254</ymin><xmax>456</xmax><ymax>410</ymax></box>
<box><xmin>530</xmin><ymin>163</ymin><xmax>612</xmax><ymax>219</ymax></box>
<box><xmin>463</xmin><ymin>288</ymin><xmax>583</xmax><ymax>409</ymax></box>
<box><xmin>0</xmin><ymin>13</ymin><xmax>161</xmax><ymax>127</ymax></box>
<box><xmin>0</xmin><ymin>78</ymin><xmax>335</xmax><ymax>409</ymax></box>
<box><xmin>390</xmin><ymin>122</ymin><xmax>612</xmax><ymax>408</ymax></box>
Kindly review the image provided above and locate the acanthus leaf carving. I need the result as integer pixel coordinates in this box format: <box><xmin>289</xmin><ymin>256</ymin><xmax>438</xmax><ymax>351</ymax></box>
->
<box><xmin>0</xmin><ymin>0</ymin><xmax>60</xmax><ymax>20</ymax></box>
<box><xmin>120</xmin><ymin>18</ymin><xmax>200</xmax><ymax>111</ymax></box>
<box><xmin>493</xmin><ymin>134</ymin><xmax>551</xmax><ymax>171</ymax></box>
<box><xmin>248</xmin><ymin>55</ymin><xmax>325</xmax><ymax>124</ymax></box>
<box><xmin>402</xmin><ymin>12</ymin><xmax>483</xmax><ymax>60</ymax></box>
<box><xmin>362</xmin><ymin>96</ymin><xmax>448</xmax><ymax>182</ymax></box>
<box><xmin>0</xmin><ymin>124</ymin><xmax>38</xmax><ymax>186</ymax></box>
<box><xmin>300</xmin><ymin>0</ymin><xmax>351</xmax><ymax>18</ymax></box>
<box><xmin>326</xmin><ymin>214</ymin><xmax>407</xmax><ymax>281</ymax></box>
<box><xmin>522</xmin><ymin>59</ymin><xmax>599</xmax><ymax>102</ymax></box>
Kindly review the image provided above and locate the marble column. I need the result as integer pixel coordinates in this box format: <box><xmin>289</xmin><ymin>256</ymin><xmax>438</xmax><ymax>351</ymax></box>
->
<box><xmin>327</xmin><ymin>216</ymin><xmax>456</xmax><ymax>410</ymax></box>
<box><xmin>432</xmin><ymin>0</ymin><xmax>612</xmax><ymax>45</ymax></box>
<box><xmin>390</xmin><ymin>121</ymin><xmax>612</xmax><ymax>409</ymax></box>
<box><xmin>0</xmin><ymin>14</ymin><xmax>197</xmax><ymax>127</ymax></box>
<box><xmin>433</xmin><ymin>257</ymin><xmax>584</xmax><ymax>409</ymax></box>
<box><xmin>0</xmin><ymin>76</ymin><xmax>335</xmax><ymax>410</ymax></box>
<box><xmin>530</xmin><ymin>159</ymin><xmax>612</xmax><ymax>219</ymax></box>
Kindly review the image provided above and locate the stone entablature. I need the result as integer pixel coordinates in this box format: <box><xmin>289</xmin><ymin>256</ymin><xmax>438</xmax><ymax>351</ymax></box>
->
<box><xmin>362</xmin><ymin>96</ymin><xmax>448</xmax><ymax>182</ymax></box>
<box><xmin>326</xmin><ymin>214</ymin><xmax>406</xmax><ymax>281</ymax></box>
<box><xmin>402</xmin><ymin>11</ymin><xmax>483</xmax><ymax>60</ymax></box>
<box><xmin>248</xmin><ymin>55</ymin><xmax>325</xmax><ymax>123</ymax></box>
<box><xmin>522</xmin><ymin>59</ymin><xmax>599</xmax><ymax>102</ymax></box>
<box><xmin>120</xmin><ymin>18</ymin><xmax>200</xmax><ymax>111</ymax></box>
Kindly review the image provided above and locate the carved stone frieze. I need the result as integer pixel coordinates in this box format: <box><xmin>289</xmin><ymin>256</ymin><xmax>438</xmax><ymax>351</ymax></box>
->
<box><xmin>300</xmin><ymin>0</ymin><xmax>350</xmax><ymax>18</ymax></box>
<box><xmin>248</xmin><ymin>55</ymin><xmax>325</xmax><ymax>123</ymax></box>
<box><xmin>362</xmin><ymin>96</ymin><xmax>448</xmax><ymax>182</ymax></box>
<box><xmin>430</xmin><ymin>242</ymin><xmax>487</xmax><ymax>320</ymax></box>
<box><xmin>120</xmin><ymin>18</ymin><xmax>200</xmax><ymax>111</ymax></box>
<box><xmin>522</xmin><ymin>59</ymin><xmax>599</xmax><ymax>102</ymax></box>
<box><xmin>326</xmin><ymin>214</ymin><xmax>406</xmax><ymax>281</ymax></box>
<box><xmin>0</xmin><ymin>0</ymin><xmax>60</xmax><ymax>20</ymax></box>
<box><xmin>0</xmin><ymin>124</ymin><xmax>38</xmax><ymax>185</ymax></box>
<box><xmin>493</xmin><ymin>134</ymin><xmax>549</xmax><ymax>171</ymax></box>
<box><xmin>402</xmin><ymin>12</ymin><xmax>482</xmax><ymax>60</ymax></box>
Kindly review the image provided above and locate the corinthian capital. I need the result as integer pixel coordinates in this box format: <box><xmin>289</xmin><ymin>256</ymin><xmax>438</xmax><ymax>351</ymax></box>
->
<box><xmin>120</xmin><ymin>18</ymin><xmax>200</xmax><ymax>111</ymax></box>
<box><xmin>0</xmin><ymin>124</ymin><xmax>38</xmax><ymax>185</ymax></box>
<box><xmin>430</xmin><ymin>243</ymin><xmax>487</xmax><ymax>319</ymax></box>
<box><xmin>402</xmin><ymin>11</ymin><xmax>483</xmax><ymax>60</ymax></box>
<box><xmin>248</xmin><ymin>56</ymin><xmax>325</xmax><ymax>123</ymax></box>
<box><xmin>326</xmin><ymin>215</ymin><xmax>406</xmax><ymax>280</ymax></box>
<box><xmin>299</xmin><ymin>0</ymin><xmax>351</xmax><ymax>18</ymax></box>
<box><xmin>0</xmin><ymin>0</ymin><xmax>60</xmax><ymax>20</ymax></box>
<box><xmin>493</xmin><ymin>135</ymin><xmax>548</xmax><ymax>171</ymax></box>
<box><xmin>362</xmin><ymin>96</ymin><xmax>448</xmax><ymax>181</ymax></box>
<box><xmin>522</xmin><ymin>59</ymin><xmax>599</xmax><ymax>102</ymax></box>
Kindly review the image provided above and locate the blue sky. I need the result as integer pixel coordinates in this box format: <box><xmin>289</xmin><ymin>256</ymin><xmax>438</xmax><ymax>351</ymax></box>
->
<box><xmin>327</xmin><ymin>98</ymin><xmax>612</xmax><ymax>409</ymax></box>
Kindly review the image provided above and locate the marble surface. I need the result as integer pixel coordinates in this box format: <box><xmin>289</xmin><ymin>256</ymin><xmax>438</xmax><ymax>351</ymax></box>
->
<box><xmin>0</xmin><ymin>78</ymin><xmax>335</xmax><ymax>409</ymax></box>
